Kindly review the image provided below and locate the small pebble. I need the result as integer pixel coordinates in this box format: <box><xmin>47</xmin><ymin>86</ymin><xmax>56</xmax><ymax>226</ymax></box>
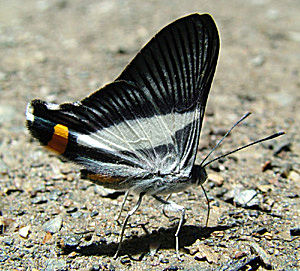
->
<box><xmin>234</xmin><ymin>189</ymin><xmax>258</xmax><ymax>207</ymax></box>
<box><xmin>208</xmin><ymin>173</ymin><xmax>224</xmax><ymax>186</ymax></box>
<box><xmin>43</xmin><ymin>215</ymin><xmax>63</xmax><ymax>233</ymax></box>
<box><xmin>19</xmin><ymin>225</ymin><xmax>30</xmax><ymax>238</ymax></box>
<box><xmin>71</xmin><ymin>212</ymin><xmax>83</xmax><ymax>219</ymax></box>
<box><xmin>61</xmin><ymin>234</ymin><xmax>82</xmax><ymax>249</ymax></box>
<box><xmin>43</xmin><ymin>232</ymin><xmax>53</xmax><ymax>244</ymax></box>
<box><xmin>90</xmin><ymin>211</ymin><xmax>99</xmax><ymax>217</ymax></box>
<box><xmin>94</xmin><ymin>186</ymin><xmax>116</xmax><ymax>197</ymax></box>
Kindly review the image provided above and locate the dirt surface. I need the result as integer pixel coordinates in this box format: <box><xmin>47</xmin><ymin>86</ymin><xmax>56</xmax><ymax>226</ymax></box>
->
<box><xmin>1</xmin><ymin>0</ymin><xmax>299</xmax><ymax>270</ymax></box>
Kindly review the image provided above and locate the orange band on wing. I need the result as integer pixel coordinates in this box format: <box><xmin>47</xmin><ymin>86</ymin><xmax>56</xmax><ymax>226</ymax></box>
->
<box><xmin>86</xmin><ymin>173</ymin><xmax>121</xmax><ymax>184</ymax></box>
<box><xmin>47</xmin><ymin>124</ymin><xmax>69</xmax><ymax>154</ymax></box>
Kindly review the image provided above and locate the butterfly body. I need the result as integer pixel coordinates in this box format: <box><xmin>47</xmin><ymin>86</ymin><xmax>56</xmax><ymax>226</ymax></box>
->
<box><xmin>26</xmin><ymin>13</ymin><xmax>219</xmax><ymax>257</ymax></box>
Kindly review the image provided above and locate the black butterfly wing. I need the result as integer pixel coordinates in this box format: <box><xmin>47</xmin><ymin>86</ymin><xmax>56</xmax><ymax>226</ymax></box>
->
<box><xmin>116</xmin><ymin>13</ymin><xmax>219</xmax><ymax>175</ymax></box>
<box><xmin>26</xmin><ymin>13</ymin><xmax>219</xmax><ymax>187</ymax></box>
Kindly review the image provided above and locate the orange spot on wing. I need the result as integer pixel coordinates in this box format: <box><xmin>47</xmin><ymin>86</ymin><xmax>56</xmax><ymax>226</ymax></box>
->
<box><xmin>86</xmin><ymin>173</ymin><xmax>121</xmax><ymax>184</ymax></box>
<box><xmin>47</xmin><ymin>124</ymin><xmax>68</xmax><ymax>154</ymax></box>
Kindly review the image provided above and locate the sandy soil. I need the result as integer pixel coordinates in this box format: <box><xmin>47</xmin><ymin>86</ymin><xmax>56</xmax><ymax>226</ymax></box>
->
<box><xmin>0</xmin><ymin>0</ymin><xmax>299</xmax><ymax>270</ymax></box>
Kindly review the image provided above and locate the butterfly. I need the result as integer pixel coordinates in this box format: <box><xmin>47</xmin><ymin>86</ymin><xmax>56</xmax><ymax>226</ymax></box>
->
<box><xmin>26</xmin><ymin>13</ymin><xmax>283</xmax><ymax>258</ymax></box>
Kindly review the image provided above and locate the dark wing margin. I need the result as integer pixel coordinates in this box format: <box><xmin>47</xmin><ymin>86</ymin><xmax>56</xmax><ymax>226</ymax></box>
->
<box><xmin>117</xmin><ymin>13</ymin><xmax>219</xmax><ymax>116</ymax></box>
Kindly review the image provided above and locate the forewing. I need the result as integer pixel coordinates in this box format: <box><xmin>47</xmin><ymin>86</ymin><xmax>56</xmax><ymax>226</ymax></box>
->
<box><xmin>117</xmin><ymin>13</ymin><xmax>219</xmax><ymax>175</ymax></box>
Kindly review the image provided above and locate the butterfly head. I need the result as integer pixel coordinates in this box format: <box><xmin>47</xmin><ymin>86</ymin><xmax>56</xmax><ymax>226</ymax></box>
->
<box><xmin>191</xmin><ymin>165</ymin><xmax>207</xmax><ymax>186</ymax></box>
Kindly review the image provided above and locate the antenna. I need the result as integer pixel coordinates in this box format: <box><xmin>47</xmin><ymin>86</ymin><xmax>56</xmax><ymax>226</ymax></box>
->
<box><xmin>202</xmin><ymin>131</ymin><xmax>285</xmax><ymax>168</ymax></box>
<box><xmin>200</xmin><ymin>112</ymin><xmax>251</xmax><ymax>167</ymax></box>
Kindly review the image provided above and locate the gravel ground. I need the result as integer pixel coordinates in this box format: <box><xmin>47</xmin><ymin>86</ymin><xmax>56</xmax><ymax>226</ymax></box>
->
<box><xmin>1</xmin><ymin>0</ymin><xmax>299</xmax><ymax>270</ymax></box>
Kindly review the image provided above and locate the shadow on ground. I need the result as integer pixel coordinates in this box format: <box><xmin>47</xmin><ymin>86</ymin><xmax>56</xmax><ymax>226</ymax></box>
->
<box><xmin>60</xmin><ymin>224</ymin><xmax>232</xmax><ymax>258</ymax></box>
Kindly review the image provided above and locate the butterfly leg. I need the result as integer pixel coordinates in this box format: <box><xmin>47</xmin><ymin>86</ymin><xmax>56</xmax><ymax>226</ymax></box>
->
<box><xmin>115</xmin><ymin>190</ymin><xmax>130</xmax><ymax>224</ymax></box>
<box><xmin>162</xmin><ymin>194</ymin><xmax>176</xmax><ymax>220</ymax></box>
<box><xmin>113</xmin><ymin>192</ymin><xmax>145</xmax><ymax>259</ymax></box>
<box><xmin>153</xmin><ymin>195</ymin><xmax>185</xmax><ymax>259</ymax></box>
<box><xmin>200</xmin><ymin>184</ymin><xmax>210</xmax><ymax>227</ymax></box>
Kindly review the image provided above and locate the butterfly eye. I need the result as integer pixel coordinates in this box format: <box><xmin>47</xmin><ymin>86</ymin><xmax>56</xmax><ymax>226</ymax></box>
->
<box><xmin>191</xmin><ymin>165</ymin><xmax>207</xmax><ymax>186</ymax></box>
